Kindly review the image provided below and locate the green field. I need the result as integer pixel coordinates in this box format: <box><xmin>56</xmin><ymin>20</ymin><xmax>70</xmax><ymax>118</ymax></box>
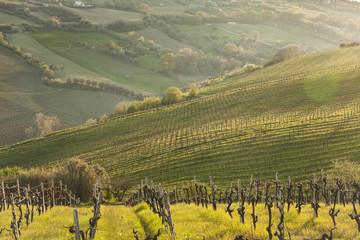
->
<box><xmin>0</xmin><ymin>46</ymin><xmax>129</xmax><ymax>147</ymax></box>
<box><xmin>28</xmin><ymin>31</ymin><xmax>180</xmax><ymax>95</ymax></box>
<box><xmin>0</xmin><ymin>203</ymin><xmax>357</xmax><ymax>239</ymax></box>
<box><xmin>213</xmin><ymin>23</ymin><xmax>339</xmax><ymax>50</ymax></box>
<box><xmin>29</xmin><ymin>11</ymin><xmax>50</xmax><ymax>21</ymax></box>
<box><xmin>0</xmin><ymin>46</ymin><xmax>359</xmax><ymax>185</ymax></box>
<box><xmin>64</xmin><ymin>7</ymin><xmax>144</xmax><ymax>25</ymax></box>
<box><xmin>6</xmin><ymin>33</ymin><xmax>104</xmax><ymax>80</ymax></box>
<box><xmin>137</xmin><ymin>27</ymin><xmax>202</xmax><ymax>52</ymax></box>
<box><xmin>0</xmin><ymin>11</ymin><xmax>36</xmax><ymax>25</ymax></box>
<box><xmin>176</xmin><ymin>22</ymin><xmax>339</xmax><ymax>62</ymax></box>
<box><xmin>30</xmin><ymin>31</ymin><xmax>117</xmax><ymax>49</ymax></box>
<box><xmin>59</xmin><ymin>48</ymin><xmax>179</xmax><ymax>94</ymax></box>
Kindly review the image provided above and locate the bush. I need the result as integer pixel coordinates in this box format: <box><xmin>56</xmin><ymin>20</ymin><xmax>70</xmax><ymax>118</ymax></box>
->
<box><xmin>114</xmin><ymin>101</ymin><xmax>132</xmax><ymax>115</ymax></box>
<box><xmin>327</xmin><ymin>158</ymin><xmax>360</xmax><ymax>185</ymax></box>
<box><xmin>163</xmin><ymin>86</ymin><xmax>183</xmax><ymax>104</ymax></box>
<box><xmin>265</xmin><ymin>44</ymin><xmax>303</xmax><ymax>66</ymax></box>
<box><xmin>188</xmin><ymin>84</ymin><xmax>199</xmax><ymax>98</ymax></box>
<box><xmin>0</xmin><ymin>158</ymin><xmax>110</xmax><ymax>201</ymax></box>
<box><xmin>242</xmin><ymin>64</ymin><xmax>262</xmax><ymax>73</ymax></box>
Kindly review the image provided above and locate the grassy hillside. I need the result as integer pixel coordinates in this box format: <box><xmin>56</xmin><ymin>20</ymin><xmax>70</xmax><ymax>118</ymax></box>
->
<box><xmin>0</xmin><ymin>203</ymin><xmax>357</xmax><ymax>239</ymax></box>
<box><xmin>1</xmin><ymin>47</ymin><xmax>360</xmax><ymax>186</ymax></box>
<box><xmin>64</xmin><ymin>7</ymin><xmax>144</xmax><ymax>25</ymax></box>
<box><xmin>6</xmin><ymin>33</ymin><xmax>105</xmax><ymax>81</ymax></box>
<box><xmin>29</xmin><ymin>31</ymin><xmax>179</xmax><ymax>95</ymax></box>
<box><xmin>0</xmin><ymin>46</ymin><xmax>128</xmax><ymax>147</ymax></box>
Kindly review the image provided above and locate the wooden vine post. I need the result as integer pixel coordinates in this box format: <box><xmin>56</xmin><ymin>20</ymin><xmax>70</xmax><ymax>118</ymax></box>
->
<box><xmin>194</xmin><ymin>176</ymin><xmax>198</xmax><ymax>206</ymax></box>
<box><xmin>165</xmin><ymin>191</ymin><xmax>176</xmax><ymax>240</ymax></box>
<box><xmin>51</xmin><ymin>179</ymin><xmax>55</xmax><ymax>208</ymax></box>
<box><xmin>1</xmin><ymin>180</ymin><xmax>6</xmax><ymax>211</ymax></box>
<box><xmin>10</xmin><ymin>193</ymin><xmax>19</xmax><ymax>240</ymax></box>
<box><xmin>73</xmin><ymin>208</ymin><xmax>81</xmax><ymax>240</ymax></box>
<box><xmin>237</xmin><ymin>179</ymin><xmax>241</xmax><ymax>223</ymax></box>
<box><xmin>313</xmin><ymin>173</ymin><xmax>317</xmax><ymax>218</ymax></box>
<box><xmin>69</xmin><ymin>190</ymin><xmax>72</xmax><ymax>206</ymax></box>
<box><xmin>16</xmin><ymin>179</ymin><xmax>20</xmax><ymax>198</ymax></box>
<box><xmin>274</xmin><ymin>172</ymin><xmax>279</xmax><ymax>209</ymax></box>
<box><xmin>41</xmin><ymin>182</ymin><xmax>45</xmax><ymax>213</ymax></box>
<box><xmin>90</xmin><ymin>181</ymin><xmax>102</xmax><ymax>239</ymax></box>
<box><xmin>59</xmin><ymin>181</ymin><xmax>63</xmax><ymax>206</ymax></box>
<box><xmin>174</xmin><ymin>185</ymin><xmax>178</xmax><ymax>204</ymax></box>
<box><xmin>25</xmin><ymin>187</ymin><xmax>31</xmax><ymax>226</ymax></box>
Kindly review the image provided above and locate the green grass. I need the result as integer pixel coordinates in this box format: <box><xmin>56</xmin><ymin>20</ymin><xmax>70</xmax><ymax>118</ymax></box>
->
<box><xmin>6</xmin><ymin>33</ymin><xmax>103</xmax><ymax>80</ymax></box>
<box><xmin>137</xmin><ymin>27</ymin><xmax>202</xmax><ymax>52</ymax></box>
<box><xmin>1</xmin><ymin>46</ymin><xmax>360</xmax><ymax>185</ymax></box>
<box><xmin>30</xmin><ymin>31</ymin><xmax>117</xmax><ymax>49</ymax></box>
<box><xmin>0</xmin><ymin>45</ymin><xmax>129</xmax><ymax>147</ymax></box>
<box><xmin>64</xmin><ymin>7</ymin><xmax>144</xmax><ymax>25</ymax></box>
<box><xmin>0</xmin><ymin>11</ymin><xmax>36</xmax><ymax>25</ymax></box>
<box><xmin>29</xmin><ymin>31</ymin><xmax>181</xmax><ymax>95</ymax></box>
<box><xmin>58</xmin><ymin>48</ymin><xmax>179</xmax><ymax>94</ymax></box>
<box><xmin>0</xmin><ymin>203</ymin><xmax>358</xmax><ymax>239</ymax></box>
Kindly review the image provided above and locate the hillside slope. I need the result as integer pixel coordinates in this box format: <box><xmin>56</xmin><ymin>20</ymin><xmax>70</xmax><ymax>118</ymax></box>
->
<box><xmin>1</xmin><ymin>47</ymin><xmax>360</xmax><ymax>186</ymax></box>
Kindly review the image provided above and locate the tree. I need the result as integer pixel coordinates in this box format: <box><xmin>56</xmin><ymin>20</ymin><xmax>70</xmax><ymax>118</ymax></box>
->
<box><xmin>173</xmin><ymin>48</ymin><xmax>199</xmax><ymax>75</ymax></box>
<box><xmin>266</xmin><ymin>44</ymin><xmax>303</xmax><ymax>66</ymax></box>
<box><xmin>250</xmin><ymin>30</ymin><xmax>260</xmax><ymax>42</ymax></box>
<box><xmin>188</xmin><ymin>84</ymin><xmax>198</xmax><ymax>98</ymax></box>
<box><xmin>25</xmin><ymin>113</ymin><xmax>62</xmax><ymax>138</ymax></box>
<box><xmin>327</xmin><ymin>159</ymin><xmax>360</xmax><ymax>184</ymax></box>
<box><xmin>223</xmin><ymin>43</ymin><xmax>244</xmax><ymax>57</ymax></box>
<box><xmin>163</xmin><ymin>86</ymin><xmax>183</xmax><ymax>104</ymax></box>
<box><xmin>158</xmin><ymin>53</ymin><xmax>175</xmax><ymax>73</ymax></box>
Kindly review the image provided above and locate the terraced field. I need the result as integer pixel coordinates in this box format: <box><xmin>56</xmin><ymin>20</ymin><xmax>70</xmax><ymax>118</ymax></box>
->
<box><xmin>0</xmin><ymin>46</ymin><xmax>359</xmax><ymax>184</ymax></box>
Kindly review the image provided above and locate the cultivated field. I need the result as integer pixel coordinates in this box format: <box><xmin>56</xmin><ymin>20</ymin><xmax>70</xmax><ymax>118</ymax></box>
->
<box><xmin>0</xmin><ymin>46</ymin><xmax>129</xmax><ymax>146</ymax></box>
<box><xmin>137</xmin><ymin>27</ymin><xmax>202</xmax><ymax>52</ymax></box>
<box><xmin>59</xmin><ymin>48</ymin><xmax>179</xmax><ymax>94</ymax></box>
<box><xmin>65</xmin><ymin>7</ymin><xmax>144</xmax><ymax>26</ymax></box>
<box><xmin>0</xmin><ymin>46</ymin><xmax>359</xmax><ymax>185</ymax></box>
<box><xmin>6</xmin><ymin>33</ymin><xmax>103</xmax><ymax>81</ymax></box>
<box><xmin>29</xmin><ymin>31</ymin><xmax>180</xmax><ymax>95</ymax></box>
<box><xmin>0</xmin><ymin>11</ymin><xmax>36</xmax><ymax>25</ymax></box>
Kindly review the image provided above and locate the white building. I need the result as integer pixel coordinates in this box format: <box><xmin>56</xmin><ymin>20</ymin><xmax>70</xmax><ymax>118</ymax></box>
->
<box><xmin>74</xmin><ymin>1</ymin><xmax>85</xmax><ymax>7</ymax></box>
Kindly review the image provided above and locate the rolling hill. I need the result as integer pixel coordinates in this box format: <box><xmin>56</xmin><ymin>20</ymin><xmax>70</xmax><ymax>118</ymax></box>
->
<box><xmin>1</xmin><ymin>46</ymin><xmax>360</xmax><ymax>186</ymax></box>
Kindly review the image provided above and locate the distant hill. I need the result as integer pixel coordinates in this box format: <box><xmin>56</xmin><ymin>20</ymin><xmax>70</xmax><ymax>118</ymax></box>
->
<box><xmin>1</xmin><ymin>46</ymin><xmax>360</xmax><ymax>186</ymax></box>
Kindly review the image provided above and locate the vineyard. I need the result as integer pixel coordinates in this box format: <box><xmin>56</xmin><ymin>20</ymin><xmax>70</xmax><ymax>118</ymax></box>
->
<box><xmin>2</xmin><ymin>172</ymin><xmax>360</xmax><ymax>239</ymax></box>
<box><xmin>1</xmin><ymin>46</ymin><xmax>360</xmax><ymax>186</ymax></box>
<box><xmin>0</xmin><ymin>178</ymin><xmax>82</xmax><ymax>239</ymax></box>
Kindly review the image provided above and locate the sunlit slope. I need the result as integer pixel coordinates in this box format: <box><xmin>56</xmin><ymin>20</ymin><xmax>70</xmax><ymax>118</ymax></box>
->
<box><xmin>1</xmin><ymin>47</ymin><xmax>360</xmax><ymax>186</ymax></box>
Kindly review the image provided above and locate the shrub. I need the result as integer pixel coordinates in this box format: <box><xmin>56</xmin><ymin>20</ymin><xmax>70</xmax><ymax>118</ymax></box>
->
<box><xmin>188</xmin><ymin>84</ymin><xmax>199</xmax><ymax>98</ymax></box>
<box><xmin>84</xmin><ymin>118</ymin><xmax>97</xmax><ymax>126</ymax></box>
<box><xmin>163</xmin><ymin>86</ymin><xmax>183</xmax><ymax>104</ymax></box>
<box><xmin>138</xmin><ymin>97</ymin><xmax>161</xmax><ymax>111</ymax></box>
<box><xmin>114</xmin><ymin>101</ymin><xmax>132</xmax><ymax>115</ymax></box>
<box><xmin>99</xmin><ymin>114</ymin><xmax>109</xmax><ymax>123</ymax></box>
<box><xmin>242</xmin><ymin>64</ymin><xmax>262</xmax><ymax>73</ymax></box>
<box><xmin>0</xmin><ymin>158</ymin><xmax>110</xmax><ymax>202</ymax></box>
<box><xmin>56</xmin><ymin>158</ymin><xmax>110</xmax><ymax>201</ymax></box>
<box><xmin>327</xmin><ymin>158</ymin><xmax>360</xmax><ymax>185</ymax></box>
<box><xmin>265</xmin><ymin>44</ymin><xmax>303</xmax><ymax>66</ymax></box>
